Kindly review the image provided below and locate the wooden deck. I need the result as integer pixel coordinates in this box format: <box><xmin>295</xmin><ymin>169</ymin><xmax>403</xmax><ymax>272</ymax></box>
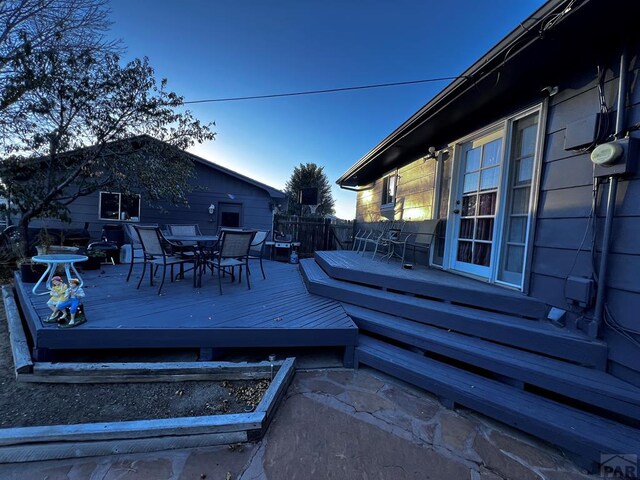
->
<box><xmin>315</xmin><ymin>250</ymin><xmax>547</xmax><ymax>319</ymax></box>
<box><xmin>14</xmin><ymin>260</ymin><xmax>358</xmax><ymax>364</ymax></box>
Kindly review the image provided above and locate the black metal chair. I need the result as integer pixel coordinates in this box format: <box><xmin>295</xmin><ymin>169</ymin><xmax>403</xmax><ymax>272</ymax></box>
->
<box><xmin>123</xmin><ymin>223</ymin><xmax>157</xmax><ymax>282</ymax></box>
<box><xmin>248</xmin><ymin>230</ymin><xmax>269</xmax><ymax>280</ymax></box>
<box><xmin>206</xmin><ymin>230</ymin><xmax>256</xmax><ymax>294</ymax></box>
<box><xmin>134</xmin><ymin>225</ymin><xmax>196</xmax><ymax>295</ymax></box>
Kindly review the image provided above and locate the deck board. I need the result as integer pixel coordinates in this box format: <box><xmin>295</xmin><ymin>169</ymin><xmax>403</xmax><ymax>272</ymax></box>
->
<box><xmin>15</xmin><ymin>260</ymin><xmax>357</xmax><ymax>359</ymax></box>
<box><xmin>316</xmin><ymin>251</ymin><xmax>547</xmax><ymax>319</ymax></box>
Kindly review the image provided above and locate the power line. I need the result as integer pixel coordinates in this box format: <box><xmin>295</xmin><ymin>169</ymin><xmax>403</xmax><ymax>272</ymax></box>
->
<box><xmin>183</xmin><ymin>76</ymin><xmax>467</xmax><ymax>104</ymax></box>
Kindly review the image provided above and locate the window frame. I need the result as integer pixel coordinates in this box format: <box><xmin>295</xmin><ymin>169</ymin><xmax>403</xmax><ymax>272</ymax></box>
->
<box><xmin>380</xmin><ymin>172</ymin><xmax>397</xmax><ymax>210</ymax></box>
<box><xmin>98</xmin><ymin>191</ymin><xmax>141</xmax><ymax>222</ymax></box>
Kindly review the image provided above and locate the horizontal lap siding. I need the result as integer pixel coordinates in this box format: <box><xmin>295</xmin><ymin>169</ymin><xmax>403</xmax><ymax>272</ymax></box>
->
<box><xmin>356</xmin><ymin>157</ymin><xmax>437</xmax><ymax>223</ymax></box>
<box><xmin>37</xmin><ymin>162</ymin><xmax>275</xmax><ymax>240</ymax></box>
<box><xmin>533</xmin><ymin>54</ymin><xmax>640</xmax><ymax>384</ymax></box>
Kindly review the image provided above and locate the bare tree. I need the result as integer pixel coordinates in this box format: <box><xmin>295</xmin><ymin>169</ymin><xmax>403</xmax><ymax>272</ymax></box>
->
<box><xmin>0</xmin><ymin>0</ymin><xmax>116</xmax><ymax>115</ymax></box>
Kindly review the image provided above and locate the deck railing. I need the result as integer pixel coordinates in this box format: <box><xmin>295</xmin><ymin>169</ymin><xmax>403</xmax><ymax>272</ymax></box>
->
<box><xmin>273</xmin><ymin>215</ymin><xmax>355</xmax><ymax>257</ymax></box>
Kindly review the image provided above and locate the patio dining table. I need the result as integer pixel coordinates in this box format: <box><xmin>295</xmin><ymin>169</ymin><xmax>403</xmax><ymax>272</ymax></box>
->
<box><xmin>163</xmin><ymin>234</ymin><xmax>219</xmax><ymax>287</ymax></box>
<box><xmin>164</xmin><ymin>234</ymin><xmax>219</xmax><ymax>244</ymax></box>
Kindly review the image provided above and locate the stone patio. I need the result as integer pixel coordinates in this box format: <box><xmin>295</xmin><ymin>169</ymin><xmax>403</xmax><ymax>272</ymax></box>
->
<box><xmin>0</xmin><ymin>368</ymin><xmax>598</xmax><ymax>479</ymax></box>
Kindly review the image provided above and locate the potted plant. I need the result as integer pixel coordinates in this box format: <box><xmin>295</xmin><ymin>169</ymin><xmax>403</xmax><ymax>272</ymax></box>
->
<box><xmin>35</xmin><ymin>228</ymin><xmax>54</xmax><ymax>255</ymax></box>
<box><xmin>18</xmin><ymin>258</ymin><xmax>47</xmax><ymax>283</ymax></box>
<box><xmin>82</xmin><ymin>249</ymin><xmax>105</xmax><ymax>270</ymax></box>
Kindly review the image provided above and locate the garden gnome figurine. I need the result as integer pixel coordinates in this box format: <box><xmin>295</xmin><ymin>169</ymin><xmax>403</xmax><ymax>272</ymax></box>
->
<box><xmin>44</xmin><ymin>276</ymin><xmax>67</xmax><ymax>323</ymax></box>
<box><xmin>56</xmin><ymin>278</ymin><xmax>86</xmax><ymax>328</ymax></box>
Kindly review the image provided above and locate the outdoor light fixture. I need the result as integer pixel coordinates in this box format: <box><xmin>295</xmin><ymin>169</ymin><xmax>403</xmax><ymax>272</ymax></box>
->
<box><xmin>208</xmin><ymin>203</ymin><xmax>215</xmax><ymax>222</ymax></box>
<box><xmin>424</xmin><ymin>146</ymin><xmax>437</xmax><ymax>161</ymax></box>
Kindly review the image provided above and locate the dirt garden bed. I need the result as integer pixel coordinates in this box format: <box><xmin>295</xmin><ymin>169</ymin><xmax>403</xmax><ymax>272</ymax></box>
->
<box><xmin>0</xmin><ymin>286</ymin><xmax>296</xmax><ymax>463</ymax></box>
<box><xmin>0</xmin><ymin>306</ymin><xmax>272</xmax><ymax>428</ymax></box>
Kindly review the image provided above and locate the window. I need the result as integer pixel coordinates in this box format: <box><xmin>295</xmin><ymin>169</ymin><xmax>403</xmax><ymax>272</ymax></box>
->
<box><xmin>99</xmin><ymin>192</ymin><xmax>141</xmax><ymax>222</ymax></box>
<box><xmin>381</xmin><ymin>173</ymin><xmax>397</xmax><ymax>208</ymax></box>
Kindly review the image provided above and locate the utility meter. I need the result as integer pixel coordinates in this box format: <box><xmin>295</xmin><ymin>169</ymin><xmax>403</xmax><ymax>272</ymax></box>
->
<box><xmin>590</xmin><ymin>142</ymin><xmax>624</xmax><ymax>166</ymax></box>
<box><xmin>590</xmin><ymin>137</ymin><xmax>638</xmax><ymax>178</ymax></box>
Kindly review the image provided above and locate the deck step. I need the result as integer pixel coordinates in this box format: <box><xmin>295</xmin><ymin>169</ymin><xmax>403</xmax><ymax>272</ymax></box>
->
<box><xmin>300</xmin><ymin>258</ymin><xmax>607</xmax><ymax>368</ymax></box>
<box><xmin>356</xmin><ymin>335</ymin><xmax>640</xmax><ymax>471</ymax></box>
<box><xmin>347</xmin><ymin>305</ymin><xmax>640</xmax><ymax>423</ymax></box>
<box><xmin>315</xmin><ymin>250</ymin><xmax>547</xmax><ymax>319</ymax></box>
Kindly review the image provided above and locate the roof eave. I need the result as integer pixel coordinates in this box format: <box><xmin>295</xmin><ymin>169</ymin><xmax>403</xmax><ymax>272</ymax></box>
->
<box><xmin>336</xmin><ymin>0</ymin><xmax>573</xmax><ymax>187</ymax></box>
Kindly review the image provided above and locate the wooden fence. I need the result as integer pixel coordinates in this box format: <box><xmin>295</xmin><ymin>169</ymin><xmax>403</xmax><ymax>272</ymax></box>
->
<box><xmin>273</xmin><ymin>215</ymin><xmax>355</xmax><ymax>257</ymax></box>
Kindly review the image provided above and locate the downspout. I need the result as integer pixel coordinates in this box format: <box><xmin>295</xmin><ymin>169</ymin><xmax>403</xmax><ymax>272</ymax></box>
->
<box><xmin>589</xmin><ymin>47</ymin><xmax>628</xmax><ymax>338</ymax></box>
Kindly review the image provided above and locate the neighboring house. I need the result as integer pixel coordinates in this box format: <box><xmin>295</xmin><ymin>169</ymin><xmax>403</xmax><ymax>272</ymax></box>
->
<box><xmin>27</xmin><ymin>135</ymin><xmax>286</xmax><ymax>239</ymax></box>
<box><xmin>337</xmin><ymin>0</ymin><xmax>640</xmax><ymax>386</ymax></box>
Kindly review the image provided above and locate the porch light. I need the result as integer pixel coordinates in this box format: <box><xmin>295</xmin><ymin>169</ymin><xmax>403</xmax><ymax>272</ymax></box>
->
<box><xmin>208</xmin><ymin>203</ymin><xmax>216</xmax><ymax>215</ymax></box>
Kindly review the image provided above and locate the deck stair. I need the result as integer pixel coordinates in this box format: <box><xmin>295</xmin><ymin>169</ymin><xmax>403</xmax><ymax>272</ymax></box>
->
<box><xmin>357</xmin><ymin>335</ymin><xmax>640</xmax><ymax>471</ymax></box>
<box><xmin>300</xmin><ymin>257</ymin><xmax>607</xmax><ymax>368</ymax></box>
<box><xmin>299</xmin><ymin>253</ymin><xmax>640</xmax><ymax>470</ymax></box>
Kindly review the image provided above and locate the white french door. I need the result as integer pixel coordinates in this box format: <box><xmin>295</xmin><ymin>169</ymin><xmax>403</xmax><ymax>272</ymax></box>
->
<box><xmin>450</xmin><ymin>130</ymin><xmax>504</xmax><ymax>278</ymax></box>
<box><xmin>445</xmin><ymin>108</ymin><xmax>542</xmax><ymax>289</ymax></box>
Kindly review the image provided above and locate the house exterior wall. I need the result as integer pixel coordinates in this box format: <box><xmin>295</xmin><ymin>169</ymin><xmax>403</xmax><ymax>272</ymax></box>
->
<box><xmin>352</xmin><ymin>49</ymin><xmax>640</xmax><ymax>386</ymax></box>
<box><xmin>355</xmin><ymin>156</ymin><xmax>438</xmax><ymax>223</ymax></box>
<box><xmin>531</xmin><ymin>54</ymin><xmax>640</xmax><ymax>386</ymax></box>
<box><xmin>30</xmin><ymin>161</ymin><xmax>275</xmax><ymax>240</ymax></box>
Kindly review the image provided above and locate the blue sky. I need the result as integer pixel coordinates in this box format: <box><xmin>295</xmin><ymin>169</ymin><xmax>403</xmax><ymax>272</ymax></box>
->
<box><xmin>107</xmin><ymin>0</ymin><xmax>546</xmax><ymax>219</ymax></box>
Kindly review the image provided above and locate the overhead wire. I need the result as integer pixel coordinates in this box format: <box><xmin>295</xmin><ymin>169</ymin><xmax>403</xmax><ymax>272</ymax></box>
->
<box><xmin>182</xmin><ymin>77</ymin><xmax>467</xmax><ymax>104</ymax></box>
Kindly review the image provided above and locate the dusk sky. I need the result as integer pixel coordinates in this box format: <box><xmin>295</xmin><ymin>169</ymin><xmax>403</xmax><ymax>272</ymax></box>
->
<box><xmin>107</xmin><ymin>0</ymin><xmax>547</xmax><ymax>219</ymax></box>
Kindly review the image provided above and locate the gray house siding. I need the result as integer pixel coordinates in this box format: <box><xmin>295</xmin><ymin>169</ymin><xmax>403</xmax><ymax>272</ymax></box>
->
<box><xmin>351</xmin><ymin>49</ymin><xmax>640</xmax><ymax>386</ymax></box>
<box><xmin>531</xmin><ymin>56</ymin><xmax>640</xmax><ymax>385</ymax></box>
<box><xmin>31</xmin><ymin>159</ymin><xmax>277</xmax><ymax>241</ymax></box>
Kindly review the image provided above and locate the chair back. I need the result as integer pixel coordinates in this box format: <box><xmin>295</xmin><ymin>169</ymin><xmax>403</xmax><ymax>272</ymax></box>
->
<box><xmin>134</xmin><ymin>226</ymin><xmax>165</xmax><ymax>257</ymax></box>
<box><xmin>249</xmin><ymin>230</ymin><xmax>269</xmax><ymax>256</ymax></box>
<box><xmin>219</xmin><ymin>230</ymin><xmax>255</xmax><ymax>259</ymax></box>
<box><xmin>122</xmin><ymin>223</ymin><xmax>141</xmax><ymax>248</ymax></box>
<box><xmin>167</xmin><ymin>224</ymin><xmax>202</xmax><ymax>236</ymax></box>
<box><xmin>251</xmin><ymin>230</ymin><xmax>269</xmax><ymax>247</ymax></box>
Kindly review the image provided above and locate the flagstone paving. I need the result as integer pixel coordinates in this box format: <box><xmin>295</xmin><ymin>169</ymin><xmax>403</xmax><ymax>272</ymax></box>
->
<box><xmin>0</xmin><ymin>368</ymin><xmax>598</xmax><ymax>479</ymax></box>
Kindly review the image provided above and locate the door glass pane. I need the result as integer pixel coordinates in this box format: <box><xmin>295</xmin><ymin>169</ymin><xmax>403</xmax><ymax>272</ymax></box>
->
<box><xmin>473</xmin><ymin>243</ymin><xmax>492</xmax><ymax>266</ymax></box>
<box><xmin>480</xmin><ymin>167</ymin><xmax>500</xmax><ymax>190</ymax></box>
<box><xmin>517</xmin><ymin>157</ymin><xmax>533</xmax><ymax>183</ymax></box>
<box><xmin>457</xmin><ymin>241</ymin><xmax>472</xmax><ymax>263</ymax></box>
<box><xmin>459</xmin><ymin>219</ymin><xmax>474</xmax><ymax>239</ymax></box>
<box><xmin>465</xmin><ymin>148</ymin><xmax>481</xmax><ymax>172</ymax></box>
<box><xmin>508</xmin><ymin>217</ymin><xmax>527</xmax><ymax>243</ymax></box>
<box><xmin>483</xmin><ymin>139</ymin><xmax>502</xmax><ymax>167</ymax></box>
<box><xmin>462</xmin><ymin>195</ymin><xmax>476</xmax><ymax>216</ymax></box>
<box><xmin>463</xmin><ymin>172</ymin><xmax>479</xmax><ymax>193</ymax></box>
<box><xmin>504</xmin><ymin>245</ymin><xmax>525</xmax><ymax>273</ymax></box>
<box><xmin>478</xmin><ymin>192</ymin><xmax>497</xmax><ymax>215</ymax></box>
<box><xmin>511</xmin><ymin>187</ymin><xmax>530</xmax><ymax>214</ymax></box>
<box><xmin>520</xmin><ymin>125</ymin><xmax>537</xmax><ymax>157</ymax></box>
<box><xmin>476</xmin><ymin>219</ymin><xmax>494</xmax><ymax>241</ymax></box>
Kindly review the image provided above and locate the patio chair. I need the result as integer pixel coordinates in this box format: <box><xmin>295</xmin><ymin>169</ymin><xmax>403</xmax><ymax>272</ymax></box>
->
<box><xmin>247</xmin><ymin>230</ymin><xmax>270</xmax><ymax>280</ymax></box>
<box><xmin>167</xmin><ymin>224</ymin><xmax>202</xmax><ymax>244</ymax></box>
<box><xmin>372</xmin><ymin>220</ymin><xmax>406</xmax><ymax>259</ymax></box>
<box><xmin>353</xmin><ymin>222</ymin><xmax>382</xmax><ymax>253</ymax></box>
<box><xmin>207</xmin><ymin>230</ymin><xmax>256</xmax><ymax>294</ymax></box>
<box><xmin>134</xmin><ymin>225</ymin><xmax>197</xmax><ymax>295</ymax></box>
<box><xmin>123</xmin><ymin>223</ymin><xmax>157</xmax><ymax>282</ymax></box>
